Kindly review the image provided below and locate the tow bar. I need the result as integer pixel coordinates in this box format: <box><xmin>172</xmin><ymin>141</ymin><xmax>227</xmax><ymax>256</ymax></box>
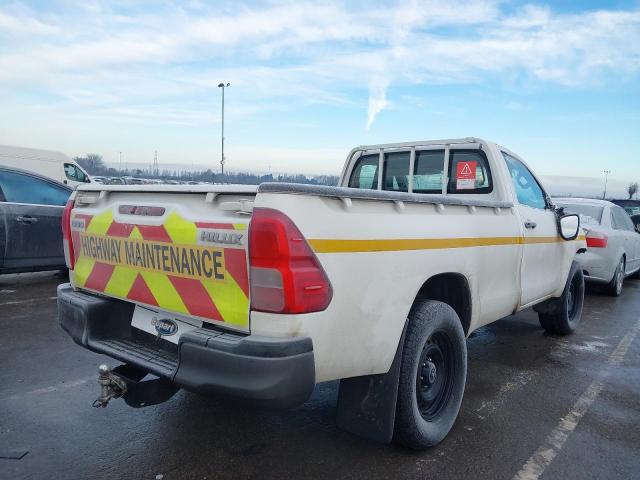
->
<box><xmin>93</xmin><ymin>364</ymin><xmax>127</xmax><ymax>408</ymax></box>
<box><xmin>93</xmin><ymin>364</ymin><xmax>179</xmax><ymax>408</ymax></box>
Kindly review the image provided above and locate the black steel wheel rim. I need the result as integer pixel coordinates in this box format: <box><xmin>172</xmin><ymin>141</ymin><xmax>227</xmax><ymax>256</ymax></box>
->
<box><xmin>416</xmin><ymin>330</ymin><xmax>456</xmax><ymax>420</ymax></box>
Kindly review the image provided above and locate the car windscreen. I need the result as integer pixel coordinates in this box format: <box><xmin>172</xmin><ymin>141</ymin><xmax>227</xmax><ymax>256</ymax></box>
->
<box><xmin>556</xmin><ymin>203</ymin><xmax>604</xmax><ymax>225</ymax></box>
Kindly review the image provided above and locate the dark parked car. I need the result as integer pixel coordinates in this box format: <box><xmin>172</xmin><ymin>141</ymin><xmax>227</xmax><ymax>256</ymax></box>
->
<box><xmin>632</xmin><ymin>214</ymin><xmax>640</xmax><ymax>233</ymax></box>
<box><xmin>0</xmin><ymin>165</ymin><xmax>72</xmax><ymax>274</ymax></box>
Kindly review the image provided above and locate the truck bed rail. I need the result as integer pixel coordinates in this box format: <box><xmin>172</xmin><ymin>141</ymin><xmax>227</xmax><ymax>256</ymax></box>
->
<box><xmin>258</xmin><ymin>183</ymin><xmax>513</xmax><ymax>209</ymax></box>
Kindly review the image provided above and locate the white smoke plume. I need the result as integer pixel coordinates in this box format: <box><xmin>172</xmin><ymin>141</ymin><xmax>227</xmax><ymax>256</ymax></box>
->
<box><xmin>366</xmin><ymin>77</ymin><xmax>389</xmax><ymax>130</ymax></box>
<box><xmin>365</xmin><ymin>0</ymin><xmax>419</xmax><ymax>129</ymax></box>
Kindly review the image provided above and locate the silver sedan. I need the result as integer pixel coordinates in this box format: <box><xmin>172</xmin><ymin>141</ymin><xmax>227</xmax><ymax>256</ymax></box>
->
<box><xmin>554</xmin><ymin>198</ymin><xmax>640</xmax><ymax>296</ymax></box>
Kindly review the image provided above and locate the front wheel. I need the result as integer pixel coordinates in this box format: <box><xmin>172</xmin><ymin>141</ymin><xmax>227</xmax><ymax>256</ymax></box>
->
<box><xmin>537</xmin><ymin>261</ymin><xmax>585</xmax><ymax>335</ymax></box>
<box><xmin>393</xmin><ymin>301</ymin><xmax>467</xmax><ymax>449</ymax></box>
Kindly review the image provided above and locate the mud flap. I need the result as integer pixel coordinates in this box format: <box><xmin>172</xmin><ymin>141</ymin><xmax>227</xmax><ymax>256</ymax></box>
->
<box><xmin>533</xmin><ymin>260</ymin><xmax>581</xmax><ymax>316</ymax></box>
<box><xmin>336</xmin><ymin>327</ymin><xmax>406</xmax><ymax>443</ymax></box>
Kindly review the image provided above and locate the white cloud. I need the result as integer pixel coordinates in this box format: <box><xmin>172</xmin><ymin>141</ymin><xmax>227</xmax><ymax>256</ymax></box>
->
<box><xmin>0</xmin><ymin>10</ymin><xmax>59</xmax><ymax>35</ymax></box>
<box><xmin>0</xmin><ymin>1</ymin><xmax>639</xmax><ymax>132</ymax></box>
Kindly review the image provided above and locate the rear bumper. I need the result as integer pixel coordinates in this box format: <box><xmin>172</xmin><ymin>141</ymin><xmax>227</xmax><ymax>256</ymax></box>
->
<box><xmin>57</xmin><ymin>283</ymin><xmax>315</xmax><ymax>408</ymax></box>
<box><xmin>574</xmin><ymin>250</ymin><xmax>614</xmax><ymax>284</ymax></box>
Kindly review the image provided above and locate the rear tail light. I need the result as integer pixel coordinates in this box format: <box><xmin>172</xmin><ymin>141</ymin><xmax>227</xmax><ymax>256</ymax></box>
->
<box><xmin>249</xmin><ymin>208</ymin><xmax>332</xmax><ymax>314</ymax></box>
<box><xmin>585</xmin><ymin>229</ymin><xmax>608</xmax><ymax>248</ymax></box>
<box><xmin>62</xmin><ymin>199</ymin><xmax>75</xmax><ymax>269</ymax></box>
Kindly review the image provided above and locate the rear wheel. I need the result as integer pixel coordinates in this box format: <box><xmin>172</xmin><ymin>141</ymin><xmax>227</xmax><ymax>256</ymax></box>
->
<box><xmin>538</xmin><ymin>261</ymin><xmax>585</xmax><ymax>335</ymax></box>
<box><xmin>393</xmin><ymin>301</ymin><xmax>467</xmax><ymax>449</ymax></box>
<box><xmin>605</xmin><ymin>257</ymin><xmax>625</xmax><ymax>296</ymax></box>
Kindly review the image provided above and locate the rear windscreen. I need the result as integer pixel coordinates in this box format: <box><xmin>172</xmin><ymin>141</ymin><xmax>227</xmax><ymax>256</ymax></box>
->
<box><xmin>348</xmin><ymin>154</ymin><xmax>378</xmax><ymax>189</ymax></box>
<box><xmin>556</xmin><ymin>203</ymin><xmax>604</xmax><ymax>225</ymax></box>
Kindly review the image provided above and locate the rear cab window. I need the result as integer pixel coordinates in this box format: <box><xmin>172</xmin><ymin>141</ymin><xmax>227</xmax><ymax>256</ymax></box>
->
<box><xmin>348</xmin><ymin>147</ymin><xmax>492</xmax><ymax>195</ymax></box>
<box><xmin>348</xmin><ymin>154</ymin><xmax>379</xmax><ymax>189</ymax></box>
<box><xmin>413</xmin><ymin>150</ymin><xmax>445</xmax><ymax>193</ymax></box>
<box><xmin>447</xmin><ymin>150</ymin><xmax>492</xmax><ymax>194</ymax></box>
<box><xmin>382</xmin><ymin>151</ymin><xmax>410</xmax><ymax>192</ymax></box>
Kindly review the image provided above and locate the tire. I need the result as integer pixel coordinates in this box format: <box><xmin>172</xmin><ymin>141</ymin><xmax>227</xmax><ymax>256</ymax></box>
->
<box><xmin>538</xmin><ymin>261</ymin><xmax>585</xmax><ymax>335</ymax></box>
<box><xmin>604</xmin><ymin>256</ymin><xmax>625</xmax><ymax>296</ymax></box>
<box><xmin>393</xmin><ymin>300</ymin><xmax>467</xmax><ymax>449</ymax></box>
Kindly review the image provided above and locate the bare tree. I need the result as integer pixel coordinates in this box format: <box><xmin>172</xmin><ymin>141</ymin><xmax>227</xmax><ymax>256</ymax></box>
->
<box><xmin>74</xmin><ymin>154</ymin><xmax>106</xmax><ymax>174</ymax></box>
<box><xmin>628</xmin><ymin>182</ymin><xmax>638</xmax><ymax>200</ymax></box>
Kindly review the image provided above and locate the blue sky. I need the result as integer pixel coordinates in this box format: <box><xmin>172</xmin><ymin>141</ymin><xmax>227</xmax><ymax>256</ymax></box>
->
<box><xmin>0</xmin><ymin>1</ymin><xmax>639</xmax><ymax>185</ymax></box>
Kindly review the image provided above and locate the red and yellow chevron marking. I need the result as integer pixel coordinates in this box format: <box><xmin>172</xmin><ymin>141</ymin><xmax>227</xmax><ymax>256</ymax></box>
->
<box><xmin>70</xmin><ymin>209</ymin><xmax>249</xmax><ymax>329</ymax></box>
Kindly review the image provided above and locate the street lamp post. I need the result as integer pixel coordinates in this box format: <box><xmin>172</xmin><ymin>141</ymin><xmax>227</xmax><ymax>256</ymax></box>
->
<box><xmin>603</xmin><ymin>170</ymin><xmax>611</xmax><ymax>199</ymax></box>
<box><xmin>218</xmin><ymin>82</ymin><xmax>230</xmax><ymax>177</ymax></box>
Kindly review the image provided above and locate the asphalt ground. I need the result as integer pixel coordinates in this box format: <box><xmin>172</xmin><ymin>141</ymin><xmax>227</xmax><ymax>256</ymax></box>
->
<box><xmin>1</xmin><ymin>272</ymin><xmax>639</xmax><ymax>480</ymax></box>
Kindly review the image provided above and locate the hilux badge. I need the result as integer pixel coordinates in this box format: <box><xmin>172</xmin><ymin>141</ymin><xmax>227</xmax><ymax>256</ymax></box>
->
<box><xmin>152</xmin><ymin>318</ymin><xmax>178</xmax><ymax>336</ymax></box>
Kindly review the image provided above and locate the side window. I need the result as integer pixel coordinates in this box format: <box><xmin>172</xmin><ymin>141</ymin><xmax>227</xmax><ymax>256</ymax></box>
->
<box><xmin>413</xmin><ymin>150</ymin><xmax>445</xmax><ymax>193</ymax></box>
<box><xmin>382</xmin><ymin>151</ymin><xmax>410</xmax><ymax>192</ymax></box>
<box><xmin>64</xmin><ymin>163</ymin><xmax>88</xmax><ymax>182</ymax></box>
<box><xmin>0</xmin><ymin>170</ymin><xmax>71</xmax><ymax>206</ymax></box>
<box><xmin>348</xmin><ymin>154</ymin><xmax>379</xmax><ymax>189</ymax></box>
<box><xmin>503</xmin><ymin>152</ymin><xmax>546</xmax><ymax>210</ymax></box>
<box><xmin>610</xmin><ymin>210</ymin><xmax>620</xmax><ymax>230</ymax></box>
<box><xmin>447</xmin><ymin>150</ymin><xmax>492</xmax><ymax>194</ymax></box>
<box><xmin>612</xmin><ymin>207</ymin><xmax>634</xmax><ymax>231</ymax></box>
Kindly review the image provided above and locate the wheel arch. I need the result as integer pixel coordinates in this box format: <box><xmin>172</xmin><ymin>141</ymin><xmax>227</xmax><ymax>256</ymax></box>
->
<box><xmin>337</xmin><ymin>276</ymin><xmax>471</xmax><ymax>446</ymax></box>
<box><xmin>614</xmin><ymin>251</ymin><xmax>626</xmax><ymax>278</ymax></box>
<box><xmin>411</xmin><ymin>272</ymin><xmax>472</xmax><ymax>336</ymax></box>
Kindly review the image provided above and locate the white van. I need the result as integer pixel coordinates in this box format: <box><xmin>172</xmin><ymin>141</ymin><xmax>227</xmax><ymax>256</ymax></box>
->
<box><xmin>0</xmin><ymin>145</ymin><xmax>91</xmax><ymax>188</ymax></box>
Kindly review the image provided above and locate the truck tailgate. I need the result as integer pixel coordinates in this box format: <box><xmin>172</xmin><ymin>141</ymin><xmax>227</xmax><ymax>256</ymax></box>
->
<box><xmin>68</xmin><ymin>188</ymin><xmax>253</xmax><ymax>332</ymax></box>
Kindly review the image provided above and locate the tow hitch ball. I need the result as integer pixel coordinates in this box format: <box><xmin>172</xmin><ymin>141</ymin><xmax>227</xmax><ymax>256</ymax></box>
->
<box><xmin>91</xmin><ymin>363</ymin><xmax>179</xmax><ymax>408</ymax></box>
<box><xmin>93</xmin><ymin>364</ymin><xmax>127</xmax><ymax>408</ymax></box>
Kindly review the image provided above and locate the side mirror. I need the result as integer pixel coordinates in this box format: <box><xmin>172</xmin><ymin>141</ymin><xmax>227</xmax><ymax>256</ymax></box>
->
<box><xmin>558</xmin><ymin>213</ymin><xmax>580</xmax><ymax>241</ymax></box>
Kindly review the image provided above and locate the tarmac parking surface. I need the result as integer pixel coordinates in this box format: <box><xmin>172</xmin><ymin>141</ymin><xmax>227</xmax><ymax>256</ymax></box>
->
<box><xmin>1</xmin><ymin>272</ymin><xmax>639</xmax><ymax>480</ymax></box>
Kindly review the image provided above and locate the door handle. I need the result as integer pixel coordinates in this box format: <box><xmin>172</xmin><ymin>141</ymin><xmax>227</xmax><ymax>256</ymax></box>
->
<box><xmin>16</xmin><ymin>215</ymin><xmax>38</xmax><ymax>224</ymax></box>
<box><xmin>524</xmin><ymin>220</ymin><xmax>537</xmax><ymax>229</ymax></box>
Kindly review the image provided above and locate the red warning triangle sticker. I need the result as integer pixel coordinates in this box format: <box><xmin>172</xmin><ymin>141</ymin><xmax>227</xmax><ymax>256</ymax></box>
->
<box><xmin>460</xmin><ymin>163</ymin><xmax>472</xmax><ymax>176</ymax></box>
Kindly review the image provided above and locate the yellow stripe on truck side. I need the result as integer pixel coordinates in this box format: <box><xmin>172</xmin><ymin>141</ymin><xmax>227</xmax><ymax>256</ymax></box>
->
<box><xmin>308</xmin><ymin>235</ymin><xmax>586</xmax><ymax>254</ymax></box>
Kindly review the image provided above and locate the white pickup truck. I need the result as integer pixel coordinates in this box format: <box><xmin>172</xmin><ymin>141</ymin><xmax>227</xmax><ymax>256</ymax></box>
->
<box><xmin>58</xmin><ymin>137</ymin><xmax>586</xmax><ymax>449</ymax></box>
